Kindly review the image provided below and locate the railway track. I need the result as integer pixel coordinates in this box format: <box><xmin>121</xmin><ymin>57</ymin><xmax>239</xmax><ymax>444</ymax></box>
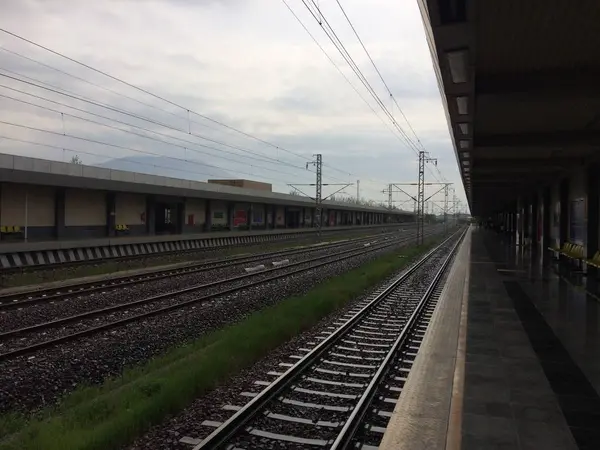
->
<box><xmin>0</xmin><ymin>225</ymin><xmax>411</xmax><ymax>276</ymax></box>
<box><xmin>0</xmin><ymin>228</ymin><xmax>417</xmax><ymax>310</ymax></box>
<box><xmin>0</xmin><ymin>229</ymin><xmax>444</xmax><ymax>362</ymax></box>
<box><xmin>191</xmin><ymin>228</ymin><xmax>465</xmax><ymax>450</ymax></box>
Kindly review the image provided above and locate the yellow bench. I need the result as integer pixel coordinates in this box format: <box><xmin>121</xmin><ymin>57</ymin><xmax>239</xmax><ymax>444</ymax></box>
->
<box><xmin>560</xmin><ymin>242</ymin><xmax>584</xmax><ymax>260</ymax></box>
<box><xmin>548</xmin><ymin>243</ymin><xmax>569</xmax><ymax>256</ymax></box>
<box><xmin>115</xmin><ymin>224</ymin><xmax>130</xmax><ymax>232</ymax></box>
<box><xmin>0</xmin><ymin>226</ymin><xmax>23</xmax><ymax>234</ymax></box>
<box><xmin>586</xmin><ymin>250</ymin><xmax>600</xmax><ymax>269</ymax></box>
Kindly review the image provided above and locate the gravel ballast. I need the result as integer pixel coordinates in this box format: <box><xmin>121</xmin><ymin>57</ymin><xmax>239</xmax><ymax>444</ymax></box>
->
<box><xmin>0</xmin><ymin>233</ymin><xmax>438</xmax><ymax>415</ymax></box>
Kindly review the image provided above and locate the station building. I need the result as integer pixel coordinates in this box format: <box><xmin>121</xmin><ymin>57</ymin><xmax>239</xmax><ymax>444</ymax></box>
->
<box><xmin>0</xmin><ymin>153</ymin><xmax>411</xmax><ymax>244</ymax></box>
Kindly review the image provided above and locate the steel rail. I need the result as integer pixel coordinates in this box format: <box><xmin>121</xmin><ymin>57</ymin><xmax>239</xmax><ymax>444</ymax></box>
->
<box><xmin>0</xmin><ymin>224</ymin><xmax>409</xmax><ymax>275</ymax></box>
<box><xmin>329</xmin><ymin>228</ymin><xmax>465</xmax><ymax>449</ymax></box>
<box><xmin>0</xmin><ymin>233</ymin><xmax>417</xmax><ymax>339</ymax></box>
<box><xmin>0</xmin><ymin>227</ymin><xmax>414</xmax><ymax>309</ymax></box>
<box><xmin>0</xmin><ymin>230</ymin><xmax>440</xmax><ymax>362</ymax></box>
<box><xmin>193</xmin><ymin>227</ymin><xmax>465</xmax><ymax>450</ymax></box>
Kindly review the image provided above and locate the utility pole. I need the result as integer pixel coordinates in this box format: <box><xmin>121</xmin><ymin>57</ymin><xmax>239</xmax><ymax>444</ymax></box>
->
<box><xmin>417</xmin><ymin>150</ymin><xmax>437</xmax><ymax>245</ymax></box>
<box><xmin>444</xmin><ymin>183</ymin><xmax>449</xmax><ymax>234</ymax></box>
<box><xmin>289</xmin><ymin>155</ymin><xmax>351</xmax><ymax>242</ymax></box>
<box><xmin>307</xmin><ymin>154</ymin><xmax>323</xmax><ymax>239</ymax></box>
<box><xmin>388</xmin><ymin>183</ymin><xmax>393</xmax><ymax>209</ymax></box>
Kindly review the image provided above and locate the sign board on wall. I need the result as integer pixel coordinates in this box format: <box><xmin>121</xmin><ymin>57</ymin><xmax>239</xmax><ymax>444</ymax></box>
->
<box><xmin>234</xmin><ymin>210</ymin><xmax>247</xmax><ymax>227</ymax></box>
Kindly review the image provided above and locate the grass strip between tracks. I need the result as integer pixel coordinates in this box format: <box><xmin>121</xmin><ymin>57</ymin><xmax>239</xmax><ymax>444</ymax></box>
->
<box><xmin>0</xmin><ymin>237</ymin><xmax>440</xmax><ymax>450</ymax></box>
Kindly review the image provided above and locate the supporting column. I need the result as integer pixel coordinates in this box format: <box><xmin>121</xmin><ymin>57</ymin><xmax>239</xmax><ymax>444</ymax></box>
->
<box><xmin>271</xmin><ymin>205</ymin><xmax>276</xmax><ymax>229</ymax></box>
<box><xmin>559</xmin><ymin>178</ymin><xmax>569</xmax><ymax>262</ymax></box>
<box><xmin>586</xmin><ymin>164</ymin><xmax>599</xmax><ymax>292</ymax></box>
<box><xmin>176</xmin><ymin>201</ymin><xmax>185</xmax><ymax>234</ymax></box>
<box><xmin>146</xmin><ymin>195</ymin><xmax>156</xmax><ymax>235</ymax></box>
<box><xmin>516</xmin><ymin>197</ymin><xmax>523</xmax><ymax>246</ymax></box>
<box><xmin>523</xmin><ymin>197</ymin><xmax>531</xmax><ymax>245</ymax></box>
<box><xmin>106</xmin><ymin>192</ymin><xmax>116</xmax><ymax>237</ymax></box>
<box><xmin>283</xmin><ymin>206</ymin><xmax>288</xmax><ymax>228</ymax></box>
<box><xmin>55</xmin><ymin>188</ymin><xmax>66</xmax><ymax>239</ymax></box>
<box><xmin>248</xmin><ymin>204</ymin><xmax>254</xmax><ymax>231</ymax></box>
<box><xmin>264</xmin><ymin>204</ymin><xmax>270</xmax><ymax>229</ymax></box>
<box><xmin>542</xmin><ymin>187</ymin><xmax>551</xmax><ymax>258</ymax></box>
<box><xmin>204</xmin><ymin>200</ymin><xmax>212</xmax><ymax>232</ymax></box>
<box><xmin>531</xmin><ymin>194</ymin><xmax>539</xmax><ymax>253</ymax></box>
<box><xmin>228</xmin><ymin>202</ymin><xmax>234</xmax><ymax>231</ymax></box>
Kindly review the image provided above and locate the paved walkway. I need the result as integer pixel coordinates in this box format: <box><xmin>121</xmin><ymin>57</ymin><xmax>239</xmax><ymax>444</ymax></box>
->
<box><xmin>380</xmin><ymin>228</ymin><xmax>600</xmax><ymax>449</ymax></box>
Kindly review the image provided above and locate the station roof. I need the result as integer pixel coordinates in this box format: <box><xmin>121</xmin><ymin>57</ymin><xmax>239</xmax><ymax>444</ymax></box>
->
<box><xmin>0</xmin><ymin>153</ymin><xmax>410</xmax><ymax>215</ymax></box>
<box><xmin>418</xmin><ymin>0</ymin><xmax>600</xmax><ymax>216</ymax></box>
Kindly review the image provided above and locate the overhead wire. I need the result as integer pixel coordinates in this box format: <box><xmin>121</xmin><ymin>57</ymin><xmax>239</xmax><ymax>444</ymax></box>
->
<box><xmin>300</xmin><ymin>0</ymin><xmax>445</xmax><ymax>183</ymax></box>
<box><xmin>301</xmin><ymin>0</ymin><xmax>421</xmax><ymax>155</ymax></box>
<box><xmin>0</xmin><ymin>27</ymin><xmax>389</xmax><ymax>190</ymax></box>
<box><xmin>0</xmin><ymin>71</ymin><xmax>314</xmax><ymax>174</ymax></box>
<box><xmin>0</xmin><ymin>28</ymin><xmax>313</xmax><ymax>163</ymax></box>
<box><xmin>0</xmin><ymin>120</ymin><xmax>298</xmax><ymax>185</ymax></box>
<box><xmin>0</xmin><ymin>27</ymin><xmax>422</xmax><ymax>200</ymax></box>
<box><xmin>0</xmin><ymin>49</ymin><xmax>357</xmax><ymax>185</ymax></box>
<box><xmin>333</xmin><ymin>0</ymin><xmax>425</xmax><ymax>152</ymax></box>
<box><xmin>0</xmin><ymin>46</ymin><xmax>224</xmax><ymax>136</ymax></box>
<box><xmin>0</xmin><ymin>91</ymin><xmax>314</xmax><ymax>181</ymax></box>
<box><xmin>0</xmin><ymin>134</ymin><xmax>241</xmax><ymax>181</ymax></box>
<box><xmin>281</xmin><ymin>0</ymin><xmax>435</xmax><ymax>192</ymax></box>
<box><xmin>0</xmin><ymin>71</ymin><xmax>357</xmax><ymax>188</ymax></box>
<box><xmin>0</xmin><ymin>78</ymin><xmax>321</xmax><ymax>179</ymax></box>
<box><xmin>280</xmin><ymin>0</ymin><xmax>407</xmax><ymax>180</ymax></box>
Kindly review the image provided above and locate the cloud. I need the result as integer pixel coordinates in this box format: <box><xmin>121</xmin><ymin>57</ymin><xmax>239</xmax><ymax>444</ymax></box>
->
<box><xmin>0</xmin><ymin>0</ymin><xmax>467</xmax><ymax>210</ymax></box>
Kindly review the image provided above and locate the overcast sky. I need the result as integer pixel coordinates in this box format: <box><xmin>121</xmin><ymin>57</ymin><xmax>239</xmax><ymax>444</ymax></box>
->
<box><xmin>0</xmin><ymin>0</ymin><xmax>467</xmax><ymax>212</ymax></box>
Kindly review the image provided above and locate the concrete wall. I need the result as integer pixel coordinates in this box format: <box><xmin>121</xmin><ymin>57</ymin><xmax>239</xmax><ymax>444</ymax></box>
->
<box><xmin>184</xmin><ymin>198</ymin><xmax>206</xmax><ymax>233</ymax></box>
<box><xmin>115</xmin><ymin>192</ymin><xmax>146</xmax><ymax>235</ymax></box>
<box><xmin>304</xmin><ymin>208</ymin><xmax>313</xmax><ymax>226</ymax></box>
<box><xmin>0</xmin><ymin>182</ymin><xmax>55</xmax><ymax>239</ymax></box>
<box><xmin>568</xmin><ymin>167</ymin><xmax>586</xmax><ymax>246</ymax></box>
<box><xmin>210</xmin><ymin>200</ymin><xmax>228</xmax><ymax>227</ymax></box>
<box><xmin>251</xmin><ymin>204</ymin><xmax>265</xmax><ymax>226</ymax></box>
<box><xmin>275</xmin><ymin>206</ymin><xmax>285</xmax><ymax>227</ymax></box>
<box><xmin>550</xmin><ymin>181</ymin><xmax>561</xmax><ymax>248</ymax></box>
<box><xmin>65</xmin><ymin>188</ymin><xmax>106</xmax><ymax>238</ymax></box>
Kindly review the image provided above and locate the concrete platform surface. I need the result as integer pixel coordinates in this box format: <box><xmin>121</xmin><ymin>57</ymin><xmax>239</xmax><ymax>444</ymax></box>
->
<box><xmin>381</xmin><ymin>227</ymin><xmax>600</xmax><ymax>449</ymax></box>
<box><xmin>379</xmin><ymin>227</ymin><xmax>471</xmax><ymax>450</ymax></box>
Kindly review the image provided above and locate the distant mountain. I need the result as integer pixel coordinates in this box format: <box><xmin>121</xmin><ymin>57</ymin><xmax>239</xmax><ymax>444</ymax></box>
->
<box><xmin>96</xmin><ymin>155</ymin><xmax>231</xmax><ymax>181</ymax></box>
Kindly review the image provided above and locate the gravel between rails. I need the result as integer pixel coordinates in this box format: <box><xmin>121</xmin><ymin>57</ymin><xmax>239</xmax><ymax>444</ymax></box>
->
<box><xmin>124</xmin><ymin>252</ymin><xmax>433</xmax><ymax>450</ymax></box>
<box><xmin>0</xmin><ymin>234</ymin><xmax>436</xmax><ymax>415</ymax></box>
<box><xmin>0</xmin><ymin>226</ymin><xmax>406</xmax><ymax>286</ymax></box>
<box><xmin>0</xmin><ymin>235</ymin><xmax>390</xmax><ymax>333</ymax></box>
<box><xmin>0</xmin><ymin>238</ymin><xmax>404</xmax><ymax>353</ymax></box>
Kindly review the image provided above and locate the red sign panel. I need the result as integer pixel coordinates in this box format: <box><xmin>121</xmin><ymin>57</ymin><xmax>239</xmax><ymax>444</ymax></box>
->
<box><xmin>233</xmin><ymin>210</ymin><xmax>247</xmax><ymax>227</ymax></box>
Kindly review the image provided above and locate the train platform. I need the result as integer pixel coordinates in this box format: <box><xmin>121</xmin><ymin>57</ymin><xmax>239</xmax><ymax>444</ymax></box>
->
<box><xmin>380</xmin><ymin>227</ymin><xmax>600</xmax><ymax>450</ymax></box>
